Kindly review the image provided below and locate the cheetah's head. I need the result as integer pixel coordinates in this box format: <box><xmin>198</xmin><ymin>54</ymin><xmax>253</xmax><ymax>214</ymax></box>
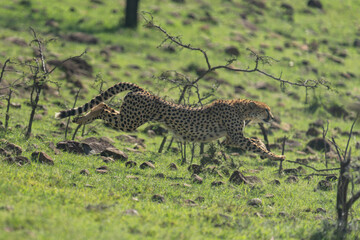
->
<box><xmin>244</xmin><ymin>101</ymin><xmax>274</xmax><ymax>124</ymax></box>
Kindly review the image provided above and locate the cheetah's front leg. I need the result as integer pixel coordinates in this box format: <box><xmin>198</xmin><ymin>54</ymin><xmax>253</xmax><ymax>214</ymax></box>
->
<box><xmin>224</xmin><ymin>132</ymin><xmax>285</xmax><ymax>161</ymax></box>
<box><xmin>73</xmin><ymin>102</ymin><xmax>119</xmax><ymax>125</ymax></box>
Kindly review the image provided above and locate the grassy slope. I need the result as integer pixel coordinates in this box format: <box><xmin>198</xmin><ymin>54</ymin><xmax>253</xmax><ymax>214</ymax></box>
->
<box><xmin>0</xmin><ymin>0</ymin><xmax>360</xmax><ymax>239</ymax></box>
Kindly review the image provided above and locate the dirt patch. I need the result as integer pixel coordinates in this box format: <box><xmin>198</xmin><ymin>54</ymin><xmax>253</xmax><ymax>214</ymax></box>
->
<box><xmin>229</xmin><ymin>170</ymin><xmax>249</xmax><ymax>185</ymax></box>
<box><xmin>48</xmin><ymin>57</ymin><xmax>93</xmax><ymax>81</ymax></box>
<box><xmin>64</xmin><ymin>32</ymin><xmax>99</xmax><ymax>44</ymax></box>
<box><xmin>82</xmin><ymin>137</ymin><xmax>115</xmax><ymax>154</ymax></box>
<box><xmin>139</xmin><ymin>161</ymin><xmax>155</xmax><ymax>169</ymax></box>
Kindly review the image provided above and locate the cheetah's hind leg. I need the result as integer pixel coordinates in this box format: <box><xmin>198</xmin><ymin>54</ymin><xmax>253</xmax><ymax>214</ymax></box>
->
<box><xmin>73</xmin><ymin>102</ymin><xmax>116</xmax><ymax>125</ymax></box>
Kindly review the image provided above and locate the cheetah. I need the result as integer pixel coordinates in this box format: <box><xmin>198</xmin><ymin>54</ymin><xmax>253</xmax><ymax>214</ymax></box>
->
<box><xmin>55</xmin><ymin>82</ymin><xmax>285</xmax><ymax>161</ymax></box>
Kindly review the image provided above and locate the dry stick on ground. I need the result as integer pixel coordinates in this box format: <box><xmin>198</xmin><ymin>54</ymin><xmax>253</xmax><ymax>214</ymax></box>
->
<box><xmin>143</xmin><ymin>12</ymin><xmax>326</xmax><ymax>160</ymax></box>
<box><xmin>64</xmin><ymin>88</ymin><xmax>81</xmax><ymax>140</ymax></box>
<box><xmin>287</xmin><ymin>160</ymin><xmax>340</xmax><ymax>172</ymax></box>
<box><xmin>331</xmin><ymin>114</ymin><xmax>359</xmax><ymax>236</ymax></box>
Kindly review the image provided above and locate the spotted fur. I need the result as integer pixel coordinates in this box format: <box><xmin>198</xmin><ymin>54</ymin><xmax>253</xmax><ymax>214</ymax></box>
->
<box><xmin>55</xmin><ymin>82</ymin><xmax>285</xmax><ymax>160</ymax></box>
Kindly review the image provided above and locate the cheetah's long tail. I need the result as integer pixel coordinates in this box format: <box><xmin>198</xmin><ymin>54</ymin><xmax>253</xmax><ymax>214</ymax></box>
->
<box><xmin>55</xmin><ymin>82</ymin><xmax>144</xmax><ymax>119</ymax></box>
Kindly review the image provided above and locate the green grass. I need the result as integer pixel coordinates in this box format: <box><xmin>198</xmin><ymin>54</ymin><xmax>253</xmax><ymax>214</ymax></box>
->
<box><xmin>1</xmin><ymin>0</ymin><xmax>360</xmax><ymax>239</ymax></box>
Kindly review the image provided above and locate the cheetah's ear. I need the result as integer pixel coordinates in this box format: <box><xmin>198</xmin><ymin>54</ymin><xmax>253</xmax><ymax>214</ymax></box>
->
<box><xmin>249</xmin><ymin>102</ymin><xmax>257</xmax><ymax>109</ymax></box>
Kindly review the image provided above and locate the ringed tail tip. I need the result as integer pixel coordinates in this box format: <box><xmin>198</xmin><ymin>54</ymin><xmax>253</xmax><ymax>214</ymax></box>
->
<box><xmin>54</xmin><ymin>112</ymin><xmax>62</xmax><ymax>119</ymax></box>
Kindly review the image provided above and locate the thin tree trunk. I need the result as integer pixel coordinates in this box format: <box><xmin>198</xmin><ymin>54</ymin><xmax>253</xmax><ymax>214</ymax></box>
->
<box><xmin>124</xmin><ymin>0</ymin><xmax>139</xmax><ymax>28</ymax></box>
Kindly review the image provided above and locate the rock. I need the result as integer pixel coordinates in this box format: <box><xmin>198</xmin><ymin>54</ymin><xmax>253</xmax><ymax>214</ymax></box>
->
<box><xmin>31</xmin><ymin>151</ymin><xmax>54</xmax><ymax>165</ymax></box>
<box><xmin>56</xmin><ymin>140</ymin><xmax>92</xmax><ymax>154</ymax></box>
<box><xmin>211</xmin><ymin>181</ymin><xmax>225</xmax><ymax>186</ymax></box>
<box><xmin>326</xmin><ymin>105</ymin><xmax>348</xmax><ymax>118</ymax></box>
<box><xmin>306</xmin><ymin>138</ymin><xmax>332</xmax><ymax>152</ymax></box>
<box><xmin>139</xmin><ymin>161</ymin><xmax>155</xmax><ymax>169</ymax></box>
<box><xmin>95</xmin><ymin>166</ymin><xmax>108</xmax><ymax>174</ymax></box>
<box><xmin>100</xmin><ymin>148</ymin><xmax>128</xmax><ymax>161</ymax></box>
<box><xmin>65</xmin><ymin>32</ymin><xmax>98</xmax><ymax>44</ymax></box>
<box><xmin>188</xmin><ymin>164</ymin><xmax>202</xmax><ymax>174</ymax></box>
<box><xmin>4</xmin><ymin>142</ymin><xmax>22</xmax><ymax>155</ymax></box>
<box><xmin>123</xmin><ymin>209</ymin><xmax>139</xmax><ymax>216</ymax></box>
<box><xmin>143</xmin><ymin>125</ymin><xmax>168</xmax><ymax>136</ymax></box>
<box><xmin>168</xmin><ymin>163</ymin><xmax>178</xmax><ymax>170</ymax></box>
<box><xmin>307</xmin><ymin>0</ymin><xmax>322</xmax><ymax>9</ymax></box>
<box><xmin>248</xmin><ymin>198</ymin><xmax>262</xmax><ymax>207</ymax></box>
<box><xmin>325</xmin><ymin>175</ymin><xmax>337</xmax><ymax>181</ymax></box>
<box><xmin>82</xmin><ymin>137</ymin><xmax>115</xmax><ymax>154</ymax></box>
<box><xmin>225</xmin><ymin>46</ymin><xmax>240</xmax><ymax>56</ymax></box>
<box><xmin>0</xmin><ymin>148</ymin><xmax>11</xmax><ymax>157</ymax></box>
<box><xmin>286</xmin><ymin>175</ymin><xmax>299</xmax><ymax>183</ymax></box>
<box><xmin>116</xmin><ymin>135</ymin><xmax>146</xmax><ymax>148</ymax></box>
<box><xmin>278</xmin><ymin>211</ymin><xmax>288</xmax><ymax>217</ymax></box>
<box><xmin>354</xmin><ymin>39</ymin><xmax>360</xmax><ymax>48</ymax></box>
<box><xmin>317</xmin><ymin>180</ymin><xmax>332</xmax><ymax>191</ymax></box>
<box><xmin>245</xmin><ymin>176</ymin><xmax>262</xmax><ymax>184</ymax></box>
<box><xmin>126</xmin><ymin>175</ymin><xmax>139</xmax><ymax>180</ymax></box>
<box><xmin>4</xmin><ymin>156</ymin><xmax>30</xmax><ymax>166</ymax></box>
<box><xmin>229</xmin><ymin>170</ymin><xmax>249</xmax><ymax>185</ymax></box>
<box><xmin>306</xmin><ymin>127</ymin><xmax>320</xmax><ymax>137</ymax></box>
<box><xmin>155</xmin><ymin>173</ymin><xmax>165</xmax><ymax>178</ymax></box>
<box><xmin>125</xmin><ymin>160</ymin><xmax>137</xmax><ymax>168</ymax></box>
<box><xmin>80</xmin><ymin>169</ymin><xmax>90</xmax><ymax>175</ymax></box>
<box><xmin>192</xmin><ymin>174</ymin><xmax>203</xmax><ymax>184</ymax></box>
<box><xmin>316</xmin><ymin>208</ymin><xmax>326</xmax><ymax>213</ymax></box>
<box><xmin>101</xmin><ymin>156</ymin><xmax>115</xmax><ymax>163</ymax></box>
<box><xmin>270</xmin><ymin>179</ymin><xmax>281</xmax><ymax>185</ymax></box>
<box><xmin>195</xmin><ymin>196</ymin><xmax>205</xmax><ymax>202</ymax></box>
<box><xmin>152</xmin><ymin>194</ymin><xmax>165</xmax><ymax>203</ymax></box>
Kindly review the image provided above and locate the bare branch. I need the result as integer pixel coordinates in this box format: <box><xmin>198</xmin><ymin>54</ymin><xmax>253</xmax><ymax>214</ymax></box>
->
<box><xmin>287</xmin><ymin>160</ymin><xmax>340</xmax><ymax>172</ymax></box>
<box><xmin>0</xmin><ymin>58</ymin><xmax>10</xmax><ymax>84</ymax></box>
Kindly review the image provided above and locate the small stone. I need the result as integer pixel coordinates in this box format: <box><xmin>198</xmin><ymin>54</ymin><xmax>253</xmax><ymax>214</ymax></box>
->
<box><xmin>195</xmin><ymin>196</ymin><xmax>205</xmax><ymax>202</ymax></box>
<box><xmin>211</xmin><ymin>181</ymin><xmax>225</xmax><ymax>186</ymax></box>
<box><xmin>95</xmin><ymin>166</ymin><xmax>108</xmax><ymax>174</ymax></box>
<box><xmin>155</xmin><ymin>173</ymin><xmax>165</xmax><ymax>178</ymax></box>
<box><xmin>225</xmin><ymin>46</ymin><xmax>240</xmax><ymax>56</ymax></box>
<box><xmin>126</xmin><ymin>175</ymin><xmax>139</xmax><ymax>180</ymax></box>
<box><xmin>192</xmin><ymin>174</ymin><xmax>203</xmax><ymax>184</ymax></box>
<box><xmin>139</xmin><ymin>161</ymin><xmax>155</xmax><ymax>169</ymax></box>
<box><xmin>306</xmin><ymin>127</ymin><xmax>320</xmax><ymax>137</ymax></box>
<box><xmin>125</xmin><ymin>160</ymin><xmax>137</xmax><ymax>168</ymax></box>
<box><xmin>101</xmin><ymin>156</ymin><xmax>115</xmax><ymax>163</ymax></box>
<box><xmin>188</xmin><ymin>164</ymin><xmax>202</xmax><ymax>174</ymax></box>
<box><xmin>123</xmin><ymin>209</ymin><xmax>139</xmax><ymax>216</ymax></box>
<box><xmin>168</xmin><ymin>163</ymin><xmax>178</xmax><ymax>170</ymax></box>
<box><xmin>270</xmin><ymin>179</ymin><xmax>281</xmax><ymax>185</ymax></box>
<box><xmin>152</xmin><ymin>194</ymin><xmax>165</xmax><ymax>203</ymax></box>
<box><xmin>0</xmin><ymin>205</ymin><xmax>14</xmax><ymax>211</ymax></box>
<box><xmin>31</xmin><ymin>151</ymin><xmax>54</xmax><ymax>165</ymax></box>
<box><xmin>278</xmin><ymin>211</ymin><xmax>288</xmax><ymax>217</ymax></box>
<box><xmin>5</xmin><ymin>142</ymin><xmax>22</xmax><ymax>155</ymax></box>
<box><xmin>317</xmin><ymin>180</ymin><xmax>332</xmax><ymax>191</ymax></box>
<box><xmin>0</xmin><ymin>148</ymin><xmax>11</xmax><ymax>157</ymax></box>
<box><xmin>80</xmin><ymin>169</ymin><xmax>90</xmax><ymax>175</ymax></box>
<box><xmin>248</xmin><ymin>198</ymin><xmax>262</xmax><ymax>207</ymax></box>
<box><xmin>84</xmin><ymin>184</ymin><xmax>95</xmax><ymax>188</ymax></box>
<box><xmin>316</xmin><ymin>208</ymin><xmax>326</xmax><ymax>214</ymax></box>
<box><xmin>100</xmin><ymin>148</ymin><xmax>128</xmax><ymax>161</ymax></box>
<box><xmin>265</xmin><ymin>194</ymin><xmax>274</xmax><ymax>198</ymax></box>
<box><xmin>286</xmin><ymin>175</ymin><xmax>299</xmax><ymax>183</ymax></box>
<box><xmin>307</xmin><ymin>0</ymin><xmax>322</xmax><ymax>9</ymax></box>
<box><xmin>229</xmin><ymin>170</ymin><xmax>249</xmax><ymax>185</ymax></box>
<box><xmin>325</xmin><ymin>175</ymin><xmax>337</xmax><ymax>181</ymax></box>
